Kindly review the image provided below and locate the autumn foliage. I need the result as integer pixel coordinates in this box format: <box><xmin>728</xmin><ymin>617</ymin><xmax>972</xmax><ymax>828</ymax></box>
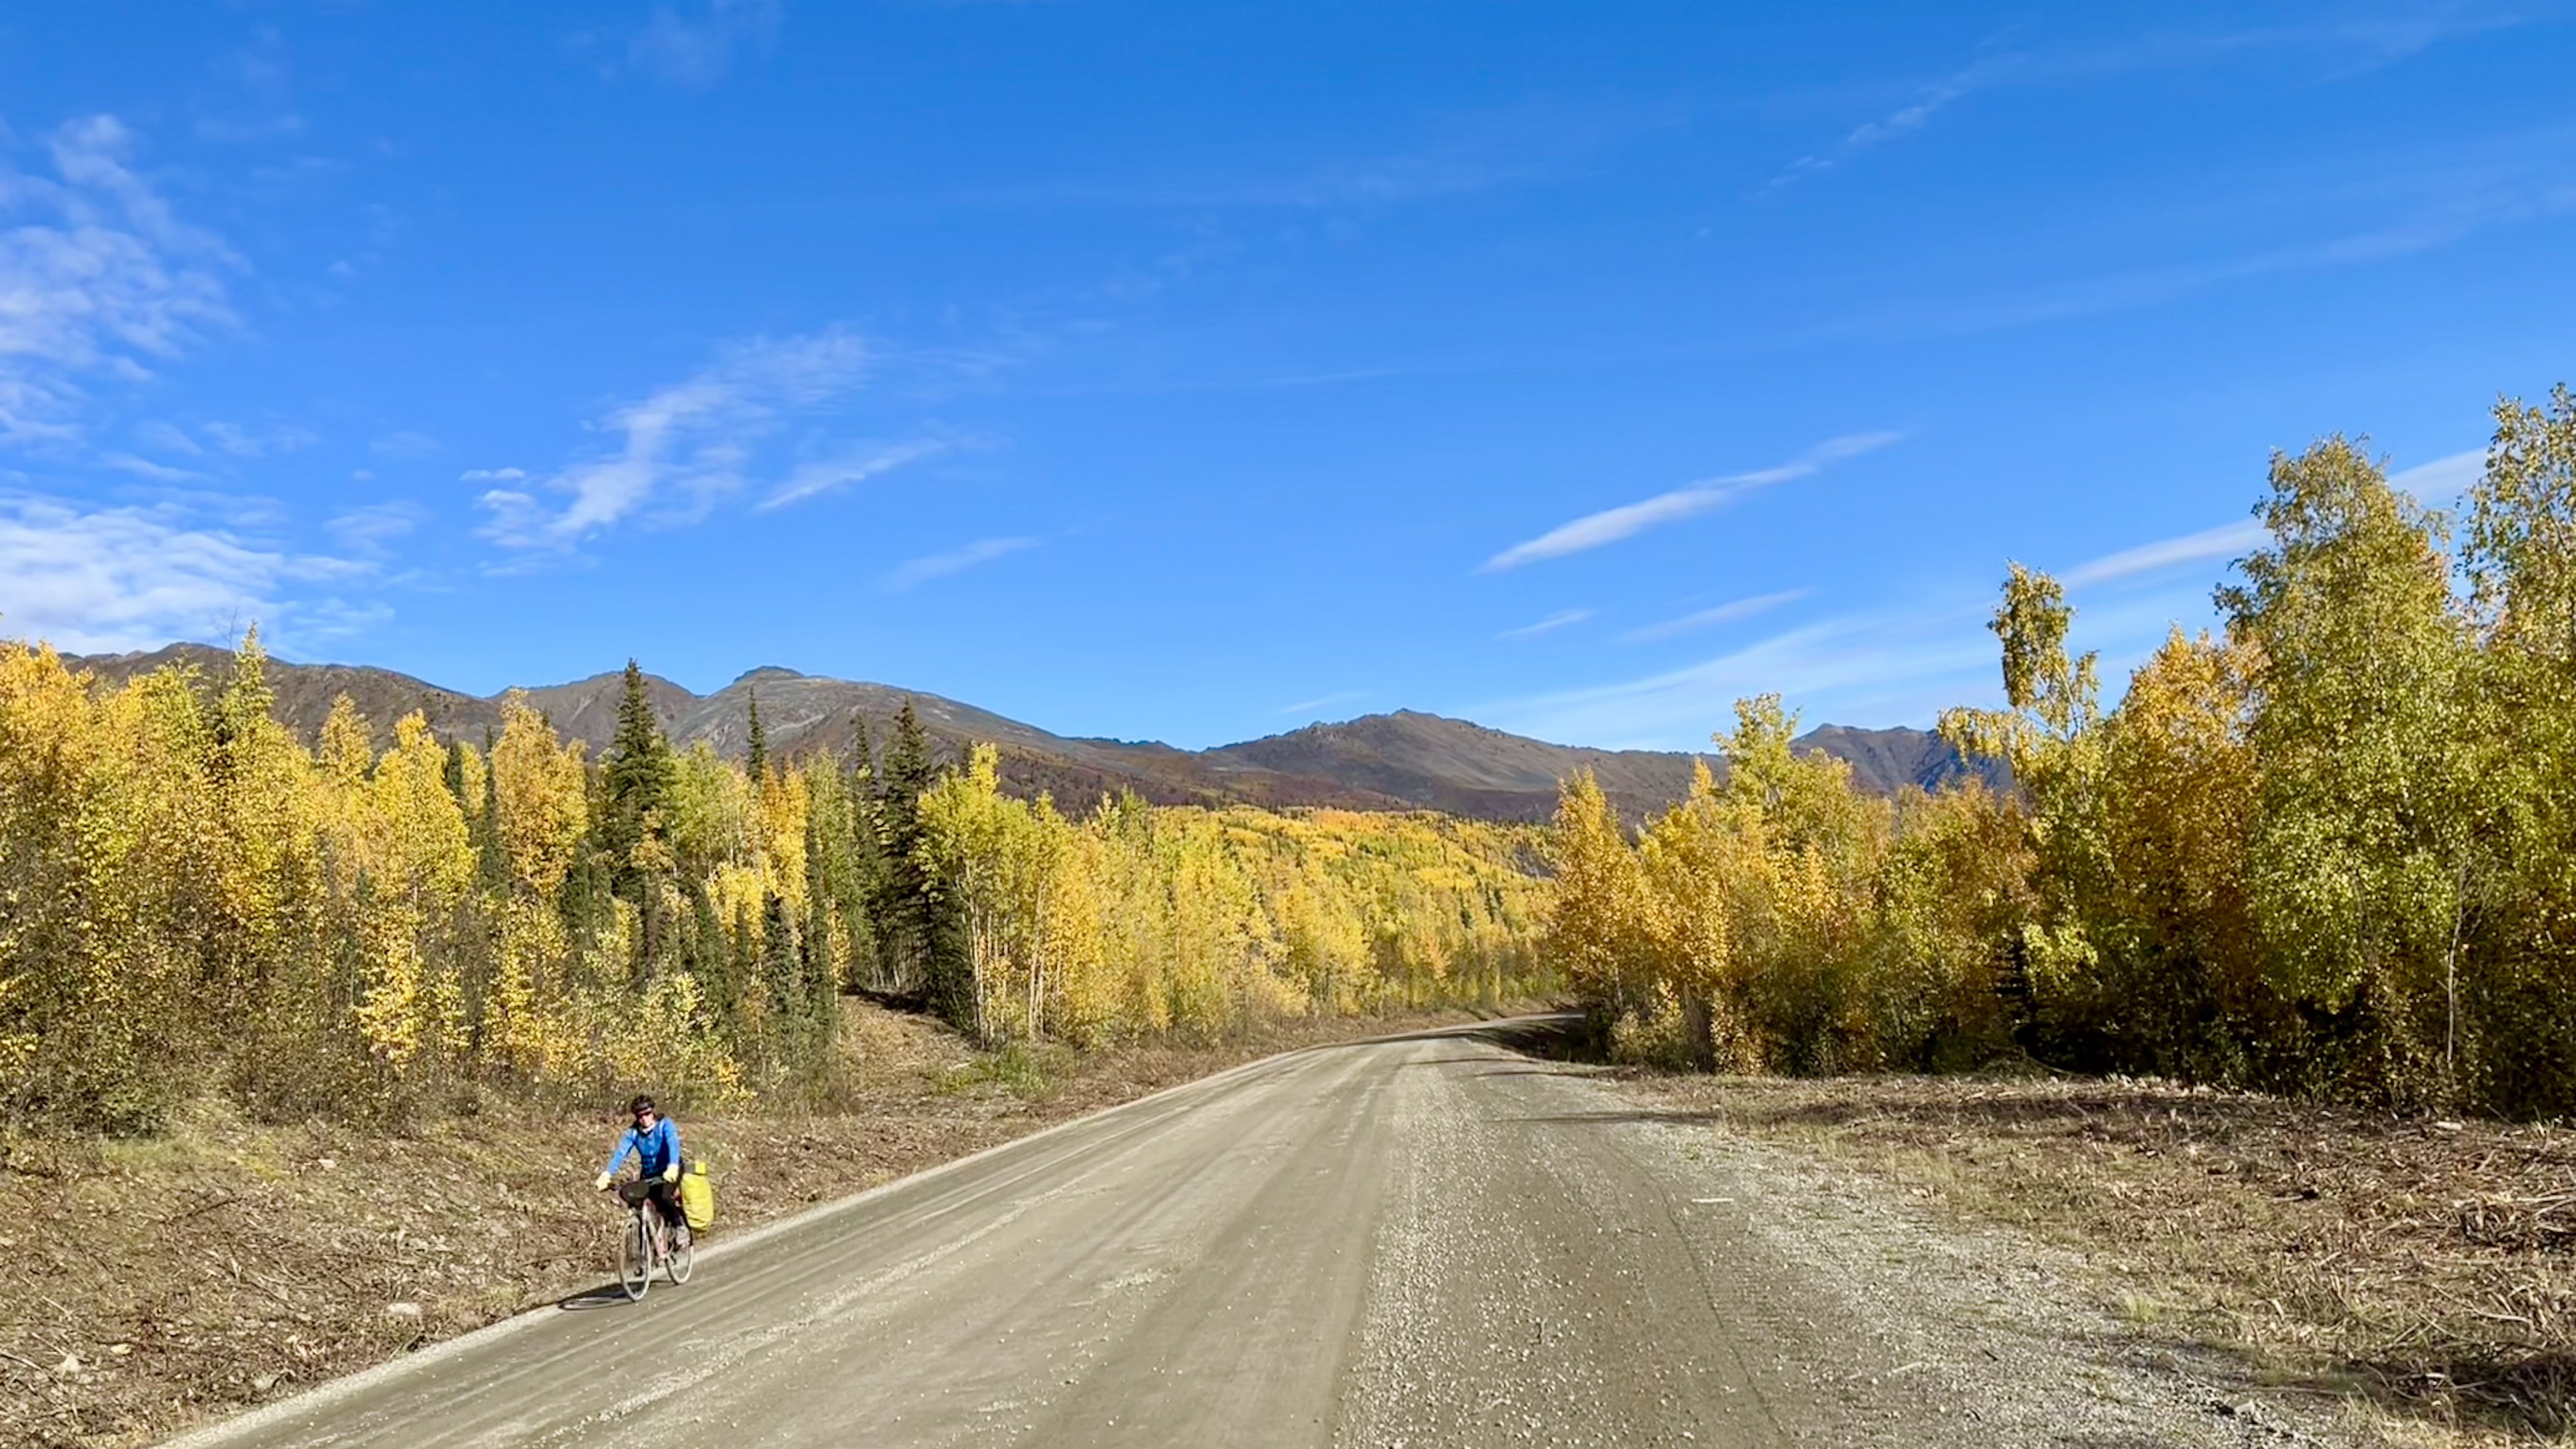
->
<box><xmin>1549</xmin><ymin>388</ymin><xmax>2576</xmax><ymax>1118</ymax></box>
<box><xmin>0</xmin><ymin>643</ymin><xmax>1551</xmax><ymax>1136</ymax></box>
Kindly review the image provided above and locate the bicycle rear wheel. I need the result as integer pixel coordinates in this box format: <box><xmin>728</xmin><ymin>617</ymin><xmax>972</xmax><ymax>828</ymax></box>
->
<box><xmin>665</xmin><ymin>1226</ymin><xmax>693</xmax><ymax>1285</ymax></box>
<box><xmin>619</xmin><ymin>1211</ymin><xmax>652</xmax><ymax>1301</ymax></box>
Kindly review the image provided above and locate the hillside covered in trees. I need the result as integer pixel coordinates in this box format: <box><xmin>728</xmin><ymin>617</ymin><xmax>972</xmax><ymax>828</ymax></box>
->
<box><xmin>64</xmin><ymin>648</ymin><xmax>1997</xmax><ymax>821</ymax></box>
<box><xmin>0</xmin><ymin>645</ymin><xmax>1549</xmax><ymax>1137</ymax></box>
<box><xmin>1549</xmin><ymin>388</ymin><xmax>2576</xmax><ymax>1119</ymax></box>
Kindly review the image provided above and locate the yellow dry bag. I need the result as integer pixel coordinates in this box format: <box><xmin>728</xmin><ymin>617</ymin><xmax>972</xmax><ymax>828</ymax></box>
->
<box><xmin>680</xmin><ymin>1160</ymin><xmax>714</xmax><ymax>1234</ymax></box>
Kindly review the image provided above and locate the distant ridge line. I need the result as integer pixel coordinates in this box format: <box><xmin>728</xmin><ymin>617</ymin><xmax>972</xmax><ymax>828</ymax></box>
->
<box><xmin>59</xmin><ymin>643</ymin><xmax>2005</xmax><ymax>823</ymax></box>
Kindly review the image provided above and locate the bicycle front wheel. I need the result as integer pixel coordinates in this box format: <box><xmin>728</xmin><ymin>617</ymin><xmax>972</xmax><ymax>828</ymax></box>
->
<box><xmin>619</xmin><ymin>1211</ymin><xmax>652</xmax><ymax>1301</ymax></box>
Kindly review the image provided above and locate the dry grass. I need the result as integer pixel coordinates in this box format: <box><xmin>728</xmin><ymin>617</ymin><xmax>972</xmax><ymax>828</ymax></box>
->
<box><xmin>0</xmin><ymin>1002</ymin><xmax>1475</xmax><ymax>1448</ymax></box>
<box><xmin>1616</xmin><ymin>1070</ymin><xmax>2576</xmax><ymax>1445</ymax></box>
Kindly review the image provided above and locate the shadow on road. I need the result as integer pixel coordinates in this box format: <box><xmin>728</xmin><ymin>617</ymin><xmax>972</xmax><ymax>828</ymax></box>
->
<box><xmin>555</xmin><ymin>1282</ymin><xmax>637</xmax><ymax>1312</ymax></box>
<box><xmin>1299</xmin><ymin>1011</ymin><xmax>1591</xmax><ymax>1057</ymax></box>
<box><xmin>1499</xmin><ymin>1110</ymin><xmax>1715</xmax><ymax>1129</ymax></box>
<box><xmin>1462</xmin><ymin>1064</ymin><xmax>1621</xmax><ymax>1080</ymax></box>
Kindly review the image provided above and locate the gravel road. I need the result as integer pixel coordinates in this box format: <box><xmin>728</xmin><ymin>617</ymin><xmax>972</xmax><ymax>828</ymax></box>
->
<box><xmin>167</xmin><ymin>1021</ymin><xmax>2379</xmax><ymax>1448</ymax></box>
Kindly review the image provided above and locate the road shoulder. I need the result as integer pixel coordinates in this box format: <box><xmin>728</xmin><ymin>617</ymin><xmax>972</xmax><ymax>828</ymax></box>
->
<box><xmin>1606</xmin><ymin>1068</ymin><xmax>2561</xmax><ymax>1448</ymax></box>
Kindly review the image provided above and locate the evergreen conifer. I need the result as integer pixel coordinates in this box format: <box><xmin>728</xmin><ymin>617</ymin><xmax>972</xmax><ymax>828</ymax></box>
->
<box><xmin>602</xmin><ymin>659</ymin><xmax>678</xmax><ymax>976</ymax></box>
<box><xmin>873</xmin><ymin>700</ymin><xmax>972</xmax><ymax>1024</ymax></box>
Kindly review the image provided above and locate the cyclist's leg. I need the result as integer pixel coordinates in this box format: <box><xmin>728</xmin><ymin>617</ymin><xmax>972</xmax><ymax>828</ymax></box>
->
<box><xmin>650</xmin><ymin>1178</ymin><xmax>689</xmax><ymax>1245</ymax></box>
<box><xmin>614</xmin><ymin>1179</ymin><xmax>662</xmax><ymax>1254</ymax></box>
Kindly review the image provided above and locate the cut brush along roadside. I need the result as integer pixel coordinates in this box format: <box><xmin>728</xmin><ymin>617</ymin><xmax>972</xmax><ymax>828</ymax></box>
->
<box><xmin>1612</xmin><ymin>1067</ymin><xmax>2576</xmax><ymax>1446</ymax></box>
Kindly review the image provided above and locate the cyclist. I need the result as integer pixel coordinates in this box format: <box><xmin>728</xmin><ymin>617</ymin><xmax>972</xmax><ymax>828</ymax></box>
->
<box><xmin>594</xmin><ymin>1094</ymin><xmax>690</xmax><ymax>1249</ymax></box>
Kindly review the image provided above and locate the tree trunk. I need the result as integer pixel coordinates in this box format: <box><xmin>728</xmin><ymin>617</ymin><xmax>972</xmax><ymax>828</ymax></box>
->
<box><xmin>1681</xmin><ymin>983</ymin><xmax>1717</xmax><ymax>1074</ymax></box>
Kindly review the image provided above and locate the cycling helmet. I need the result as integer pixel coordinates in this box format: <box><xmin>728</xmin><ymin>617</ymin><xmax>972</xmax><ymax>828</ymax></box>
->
<box><xmin>628</xmin><ymin>1094</ymin><xmax>657</xmax><ymax>1117</ymax></box>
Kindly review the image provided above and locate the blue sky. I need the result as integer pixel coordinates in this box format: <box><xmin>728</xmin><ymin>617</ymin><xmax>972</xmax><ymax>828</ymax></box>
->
<box><xmin>0</xmin><ymin>3</ymin><xmax>2568</xmax><ymax>749</ymax></box>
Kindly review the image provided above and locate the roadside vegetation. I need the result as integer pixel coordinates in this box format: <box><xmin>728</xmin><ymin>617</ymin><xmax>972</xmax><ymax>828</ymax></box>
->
<box><xmin>0</xmin><ymin>636</ymin><xmax>1549</xmax><ymax>1144</ymax></box>
<box><xmin>1620</xmin><ymin>1070</ymin><xmax>2574</xmax><ymax>1442</ymax></box>
<box><xmin>1549</xmin><ymin>386</ymin><xmax>2576</xmax><ymax>1440</ymax></box>
<box><xmin>1550</xmin><ymin>385</ymin><xmax>2576</xmax><ymax>1121</ymax></box>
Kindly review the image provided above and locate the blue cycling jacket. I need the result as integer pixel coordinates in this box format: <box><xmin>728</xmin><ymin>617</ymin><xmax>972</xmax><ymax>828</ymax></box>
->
<box><xmin>603</xmin><ymin>1117</ymin><xmax>682</xmax><ymax>1179</ymax></box>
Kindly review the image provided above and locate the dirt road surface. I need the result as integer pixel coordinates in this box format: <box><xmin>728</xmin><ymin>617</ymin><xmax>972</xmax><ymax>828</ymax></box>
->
<box><xmin>164</xmin><ymin>1022</ymin><xmax>2373</xmax><ymax>1448</ymax></box>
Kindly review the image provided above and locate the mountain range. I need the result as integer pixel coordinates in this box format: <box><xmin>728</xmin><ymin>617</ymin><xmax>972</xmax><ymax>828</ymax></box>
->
<box><xmin>62</xmin><ymin>644</ymin><xmax>2005</xmax><ymax>823</ymax></box>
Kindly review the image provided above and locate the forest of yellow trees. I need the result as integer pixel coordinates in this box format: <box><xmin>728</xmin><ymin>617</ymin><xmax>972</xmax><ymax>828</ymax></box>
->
<box><xmin>0</xmin><ymin>641</ymin><xmax>1551</xmax><ymax>1137</ymax></box>
<box><xmin>1550</xmin><ymin>387</ymin><xmax>2576</xmax><ymax>1119</ymax></box>
<box><xmin>12</xmin><ymin>386</ymin><xmax>2575</xmax><ymax>1136</ymax></box>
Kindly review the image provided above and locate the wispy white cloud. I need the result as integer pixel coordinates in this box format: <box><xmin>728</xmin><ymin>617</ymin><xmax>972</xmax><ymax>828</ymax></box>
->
<box><xmin>99</xmin><ymin>450</ymin><xmax>207</xmax><ymax>484</ymax></box>
<box><xmin>135</xmin><ymin>420</ymin><xmax>204</xmax><ymax>456</ymax></box>
<box><xmin>1772</xmin><ymin>65</ymin><xmax>1992</xmax><ymax>186</ymax></box>
<box><xmin>2062</xmin><ymin>520</ymin><xmax>2267</xmax><ymax>589</ymax></box>
<box><xmin>1490</xmin><ymin>446</ymin><xmax>2499</xmax><ymax>744</ymax></box>
<box><xmin>0</xmin><ymin>491</ymin><xmax>364</xmax><ymax>654</ymax></box>
<box><xmin>969</xmin><ymin>100</ymin><xmax>1671</xmax><ymax>213</ymax></box>
<box><xmin>478</xmin><ymin>328</ymin><xmax>870</xmax><ymax>551</ymax></box>
<box><xmin>195</xmin><ymin>114</ymin><xmax>306</xmax><ymax>144</ymax></box>
<box><xmin>1496</xmin><ymin>608</ymin><xmax>1593</xmax><ymax>641</ymax></box>
<box><xmin>195</xmin><ymin>31</ymin><xmax>300</xmax><ymax>145</ymax></box>
<box><xmin>327</xmin><ymin>500</ymin><xmax>423</xmax><ymax>555</ymax></box>
<box><xmin>629</xmin><ymin>0</ymin><xmax>781</xmax><ymax>87</ymax></box>
<box><xmin>1482</xmin><ymin>433</ymin><xmax>1900</xmax><ymax>572</ymax></box>
<box><xmin>1277</xmin><ymin>689</ymin><xmax>1368</xmax><ymax>718</ymax></box>
<box><xmin>2060</xmin><ymin>448</ymin><xmax>2488</xmax><ymax>590</ymax></box>
<box><xmin>369</xmin><ymin>429</ymin><xmax>440</xmax><ymax>460</ymax></box>
<box><xmin>759</xmin><ymin>438</ymin><xmax>950</xmax><ymax>512</ymax></box>
<box><xmin>1620</xmin><ymin>587</ymin><xmax>1811</xmax><ymax>643</ymax></box>
<box><xmin>0</xmin><ymin>116</ymin><xmax>238</xmax><ymax>448</ymax></box>
<box><xmin>1771</xmin><ymin>13</ymin><xmax>2531</xmax><ymax>188</ymax></box>
<box><xmin>205</xmin><ymin>420</ymin><xmax>319</xmax><ymax>458</ymax></box>
<box><xmin>459</xmin><ymin>466</ymin><xmax>526</xmax><ymax>484</ymax></box>
<box><xmin>2391</xmin><ymin>446</ymin><xmax>2485</xmax><ymax>501</ymax></box>
<box><xmin>882</xmin><ymin>536</ymin><xmax>1037</xmax><ymax>592</ymax></box>
<box><xmin>1767</xmin><ymin>122</ymin><xmax>2576</xmax><ymax>349</ymax></box>
<box><xmin>1481</xmin><ymin>603</ymin><xmax>2000</xmax><ymax>749</ymax></box>
<box><xmin>1485</xmin><ymin>561</ymin><xmax>2264</xmax><ymax>747</ymax></box>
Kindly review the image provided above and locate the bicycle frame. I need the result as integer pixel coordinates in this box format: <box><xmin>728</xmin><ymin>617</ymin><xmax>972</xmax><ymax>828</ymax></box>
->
<box><xmin>615</xmin><ymin>1186</ymin><xmax>692</xmax><ymax>1301</ymax></box>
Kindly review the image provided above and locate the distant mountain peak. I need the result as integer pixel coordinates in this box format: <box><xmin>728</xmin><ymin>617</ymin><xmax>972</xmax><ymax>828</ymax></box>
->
<box><xmin>60</xmin><ymin>644</ymin><xmax>2006</xmax><ymax>822</ymax></box>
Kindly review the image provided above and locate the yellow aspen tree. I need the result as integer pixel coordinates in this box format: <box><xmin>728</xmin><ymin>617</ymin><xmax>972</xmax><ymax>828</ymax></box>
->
<box><xmin>491</xmin><ymin>693</ymin><xmax>588</xmax><ymax>896</ymax></box>
<box><xmin>1043</xmin><ymin>823</ymin><xmax>1119</xmax><ymax>1043</ymax></box>
<box><xmin>453</xmin><ymin>738</ymin><xmax>489</xmax><ymax>827</ymax></box>
<box><xmin>760</xmin><ymin>764</ymin><xmax>811</xmax><ymax>916</ymax></box>
<box><xmin>314</xmin><ymin>694</ymin><xmax>373</xmax><ymax>893</ymax></box>
<box><xmin>351</xmin><ymin>714</ymin><xmax>476</xmax><ymax>1070</ymax></box>
<box><xmin>485</xmin><ymin>693</ymin><xmax>588</xmax><ymax>1074</ymax></box>
<box><xmin>1545</xmin><ymin>770</ymin><xmax>1653</xmax><ymax>1020</ymax></box>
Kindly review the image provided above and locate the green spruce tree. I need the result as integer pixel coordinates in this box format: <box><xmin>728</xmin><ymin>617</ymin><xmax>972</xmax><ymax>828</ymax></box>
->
<box><xmin>601</xmin><ymin>659</ymin><xmax>678</xmax><ymax>977</ymax></box>
<box><xmin>873</xmin><ymin>700</ymin><xmax>972</xmax><ymax>1024</ymax></box>
<box><xmin>801</xmin><ymin>800</ymin><xmax>843</xmax><ymax>1054</ymax></box>
<box><xmin>473</xmin><ymin>726</ymin><xmax>509</xmax><ymax>891</ymax></box>
<box><xmin>760</xmin><ymin>891</ymin><xmax>804</xmax><ymax>1070</ymax></box>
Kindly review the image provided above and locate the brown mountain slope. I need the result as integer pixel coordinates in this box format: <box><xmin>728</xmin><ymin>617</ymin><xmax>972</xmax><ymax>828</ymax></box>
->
<box><xmin>1210</xmin><ymin>710</ymin><xmax>1701</xmax><ymax>820</ymax></box>
<box><xmin>58</xmin><ymin>645</ymin><xmax>1998</xmax><ymax>822</ymax></box>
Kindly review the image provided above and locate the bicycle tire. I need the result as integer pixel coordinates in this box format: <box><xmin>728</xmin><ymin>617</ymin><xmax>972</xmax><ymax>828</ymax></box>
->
<box><xmin>666</xmin><ymin>1227</ymin><xmax>693</xmax><ymax>1286</ymax></box>
<box><xmin>619</xmin><ymin>1209</ymin><xmax>652</xmax><ymax>1301</ymax></box>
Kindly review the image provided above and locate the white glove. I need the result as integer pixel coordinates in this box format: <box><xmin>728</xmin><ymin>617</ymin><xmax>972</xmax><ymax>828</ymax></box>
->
<box><xmin>661</xmin><ymin>1162</ymin><xmax>680</xmax><ymax>1183</ymax></box>
<box><xmin>594</xmin><ymin>1173</ymin><xmax>612</xmax><ymax>1192</ymax></box>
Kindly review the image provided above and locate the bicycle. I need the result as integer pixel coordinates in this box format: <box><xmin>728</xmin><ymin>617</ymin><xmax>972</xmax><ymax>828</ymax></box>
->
<box><xmin>610</xmin><ymin>1181</ymin><xmax>693</xmax><ymax>1301</ymax></box>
